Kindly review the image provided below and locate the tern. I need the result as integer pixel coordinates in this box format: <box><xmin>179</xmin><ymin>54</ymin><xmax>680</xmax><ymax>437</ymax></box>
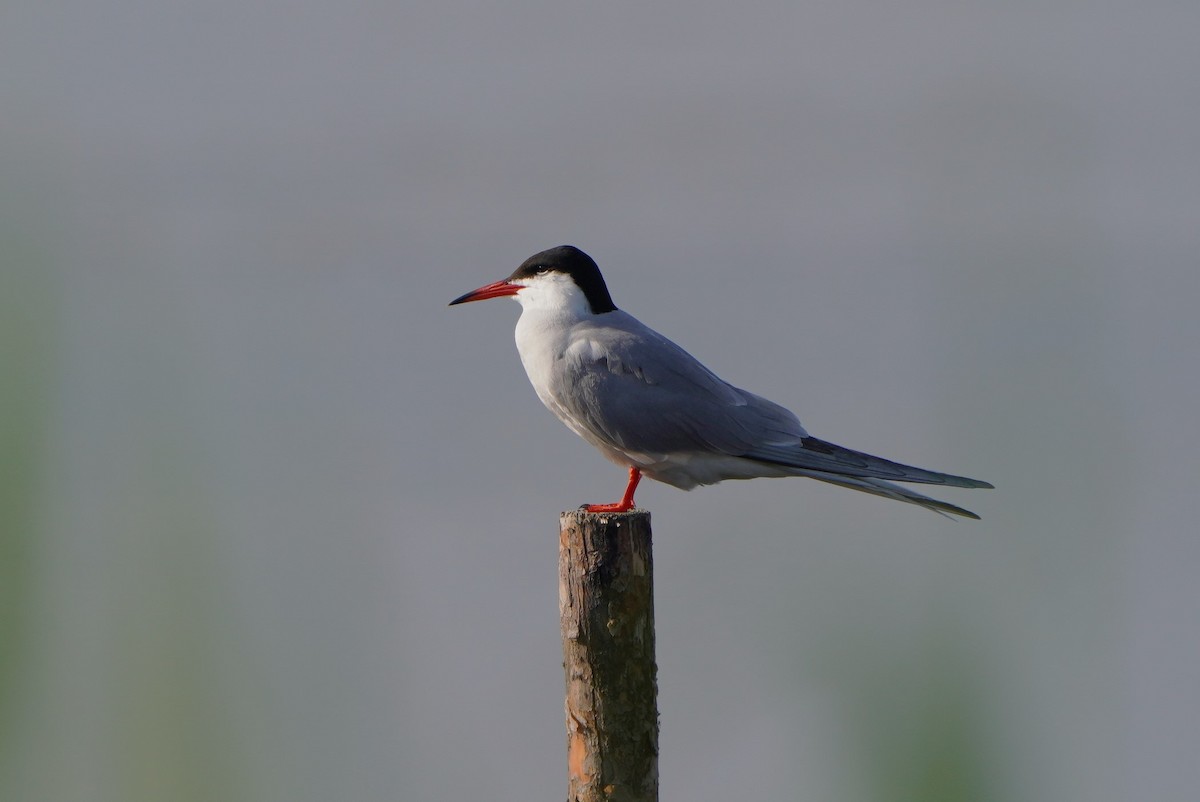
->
<box><xmin>450</xmin><ymin>246</ymin><xmax>992</xmax><ymax>518</ymax></box>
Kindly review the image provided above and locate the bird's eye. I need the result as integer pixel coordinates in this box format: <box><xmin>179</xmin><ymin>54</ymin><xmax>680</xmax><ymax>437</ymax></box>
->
<box><xmin>535</xmin><ymin>268</ymin><xmax>550</xmax><ymax>276</ymax></box>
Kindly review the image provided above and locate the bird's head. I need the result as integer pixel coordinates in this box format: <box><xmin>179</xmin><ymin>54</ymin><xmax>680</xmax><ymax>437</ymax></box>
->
<box><xmin>449</xmin><ymin>245</ymin><xmax>617</xmax><ymax>315</ymax></box>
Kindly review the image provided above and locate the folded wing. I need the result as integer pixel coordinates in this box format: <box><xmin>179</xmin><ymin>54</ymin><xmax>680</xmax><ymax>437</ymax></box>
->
<box><xmin>557</xmin><ymin>312</ymin><xmax>991</xmax><ymax>517</ymax></box>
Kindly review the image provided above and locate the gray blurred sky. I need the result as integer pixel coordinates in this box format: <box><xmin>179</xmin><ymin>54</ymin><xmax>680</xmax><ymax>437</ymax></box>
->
<box><xmin>3</xmin><ymin>2</ymin><xmax>1199</xmax><ymax>800</ymax></box>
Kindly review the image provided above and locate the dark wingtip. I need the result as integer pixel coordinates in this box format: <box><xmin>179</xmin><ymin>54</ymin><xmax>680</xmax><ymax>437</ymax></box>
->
<box><xmin>925</xmin><ymin>497</ymin><xmax>983</xmax><ymax>520</ymax></box>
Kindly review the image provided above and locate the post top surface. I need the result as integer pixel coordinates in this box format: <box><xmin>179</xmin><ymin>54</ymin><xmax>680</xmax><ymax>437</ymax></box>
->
<box><xmin>560</xmin><ymin>508</ymin><xmax>650</xmax><ymax>523</ymax></box>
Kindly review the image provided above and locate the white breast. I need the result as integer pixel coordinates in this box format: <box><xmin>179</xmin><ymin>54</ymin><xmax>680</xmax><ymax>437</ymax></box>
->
<box><xmin>512</xmin><ymin>275</ymin><xmax>593</xmax><ymax>417</ymax></box>
<box><xmin>511</xmin><ymin>281</ymin><xmax>639</xmax><ymax>469</ymax></box>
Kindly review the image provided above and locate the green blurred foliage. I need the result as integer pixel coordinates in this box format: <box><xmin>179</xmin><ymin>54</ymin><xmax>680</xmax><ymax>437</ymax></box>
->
<box><xmin>0</xmin><ymin>226</ymin><xmax>56</xmax><ymax>757</ymax></box>
<box><xmin>0</xmin><ymin>218</ymin><xmax>264</xmax><ymax>801</ymax></box>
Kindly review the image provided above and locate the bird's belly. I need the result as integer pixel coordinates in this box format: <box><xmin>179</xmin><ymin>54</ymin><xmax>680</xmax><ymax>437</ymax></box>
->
<box><xmin>642</xmin><ymin>452</ymin><xmax>798</xmax><ymax>490</ymax></box>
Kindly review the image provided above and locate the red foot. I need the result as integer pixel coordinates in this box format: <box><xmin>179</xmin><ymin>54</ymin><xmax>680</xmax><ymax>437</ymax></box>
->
<box><xmin>582</xmin><ymin>467</ymin><xmax>642</xmax><ymax>513</ymax></box>
<box><xmin>583</xmin><ymin>500</ymin><xmax>636</xmax><ymax>513</ymax></box>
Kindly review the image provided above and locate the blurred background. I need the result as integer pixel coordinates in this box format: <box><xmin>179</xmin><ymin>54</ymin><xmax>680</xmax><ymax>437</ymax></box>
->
<box><xmin>2</xmin><ymin>2</ymin><xmax>1198</xmax><ymax>800</ymax></box>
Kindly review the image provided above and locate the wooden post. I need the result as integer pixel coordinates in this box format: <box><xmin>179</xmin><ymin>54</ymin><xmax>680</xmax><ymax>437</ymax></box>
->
<box><xmin>559</xmin><ymin>510</ymin><xmax>659</xmax><ymax>802</ymax></box>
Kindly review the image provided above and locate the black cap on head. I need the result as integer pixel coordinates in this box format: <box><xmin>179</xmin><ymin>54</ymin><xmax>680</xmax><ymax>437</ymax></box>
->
<box><xmin>507</xmin><ymin>245</ymin><xmax>617</xmax><ymax>314</ymax></box>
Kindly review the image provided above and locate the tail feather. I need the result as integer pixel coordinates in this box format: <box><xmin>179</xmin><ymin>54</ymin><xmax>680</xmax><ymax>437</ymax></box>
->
<box><xmin>747</xmin><ymin>436</ymin><xmax>993</xmax><ymax>489</ymax></box>
<box><xmin>797</xmin><ymin>470</ymin><xmax>983</xmax><ymax>520</ymax></box>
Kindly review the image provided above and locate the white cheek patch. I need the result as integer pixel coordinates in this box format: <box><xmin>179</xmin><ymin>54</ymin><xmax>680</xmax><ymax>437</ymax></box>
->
<box><xmin>515</xmin><ymin>275</ymin><xmax>592</xmax><ymax>316</ymax></box>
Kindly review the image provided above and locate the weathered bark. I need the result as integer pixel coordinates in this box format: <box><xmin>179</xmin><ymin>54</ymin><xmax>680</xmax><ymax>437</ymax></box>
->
<box><xmin>559</xmin><ymin>510</ymin><xmax>659</xmax><ymax>802</ymax></box>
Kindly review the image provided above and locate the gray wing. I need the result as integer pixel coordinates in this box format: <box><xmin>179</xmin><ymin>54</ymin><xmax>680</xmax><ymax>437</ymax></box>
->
<box><xmin>563</xmin><ymin>312</ymin><xmax>992</xmax><ymax>489</ymax></box>
<box><xmin>560</xmin><ymin>312</ymin><xmax>808</xmax><ymax>456</ymax></box>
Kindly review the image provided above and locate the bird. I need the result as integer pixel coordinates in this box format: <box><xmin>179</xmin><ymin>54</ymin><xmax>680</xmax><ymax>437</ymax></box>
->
<box><xmin>449</xmin><ymin>245</ymin><xmax>992</xmax><ymax>518</ymax></box>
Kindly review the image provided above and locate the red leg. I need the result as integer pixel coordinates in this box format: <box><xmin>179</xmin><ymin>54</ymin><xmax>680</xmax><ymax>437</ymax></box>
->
<box><xmin>584</xmin><ymin>467</ymin><xmax>642</xmax><ymax>513</ymax></box>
